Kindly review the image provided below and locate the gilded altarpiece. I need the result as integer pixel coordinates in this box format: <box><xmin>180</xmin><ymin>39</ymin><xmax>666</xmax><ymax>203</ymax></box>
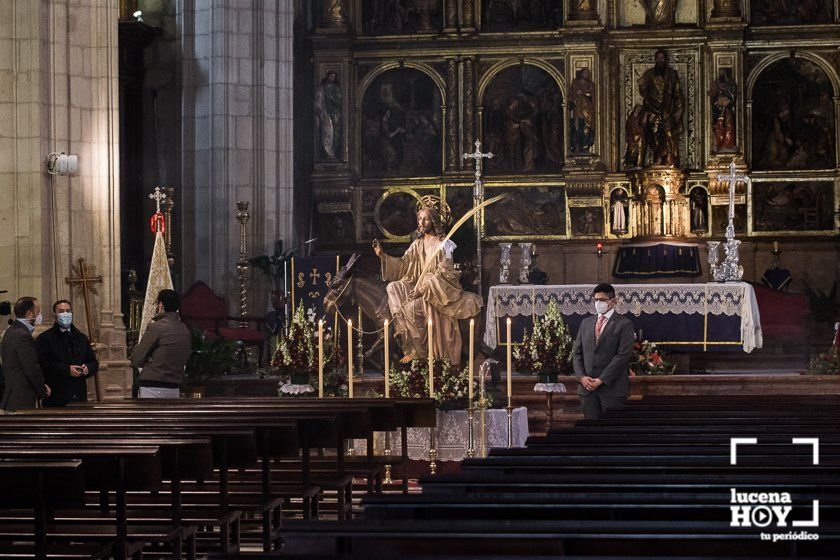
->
<box><xmin>308</xmin><ymin>0</ymin><xmax>840</xmax><ymax>258</ymax></box>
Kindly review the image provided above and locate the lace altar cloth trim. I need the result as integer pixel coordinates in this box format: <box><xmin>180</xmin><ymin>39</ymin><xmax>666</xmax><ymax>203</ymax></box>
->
<box><xmin>352</xmin><ymin>407</ymin><xmax>529</xmax><ymax>461</ymax></box>
<box><xmin>484</xmin><ymin>283</ymin><xmax>762</xmax><ymax>353</ymax></box>
<box><xmin>534</xmin><ymin>383</ymin><xmax>567</xmax><ymax>393</ymax></box>
<box><xmin>278</xmin><ymin>383</ymin><xmax>315</xmax><ymax>395</ymax></box>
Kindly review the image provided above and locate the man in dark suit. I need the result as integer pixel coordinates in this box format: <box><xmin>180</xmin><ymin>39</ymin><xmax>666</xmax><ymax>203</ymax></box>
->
<box><xmin>572</xmin><ymin>283</ymin><xmax>635</xmax><ymax>420</ymax></box>
<box><xmin>1</xmin><ymin>297</ymin><xmax>51</xmax><ymax>411</ymax></box>
<box><xmin>36</xmin><ymin>299</ymin><xmax>99</xmax><ymax>407</ymax></box>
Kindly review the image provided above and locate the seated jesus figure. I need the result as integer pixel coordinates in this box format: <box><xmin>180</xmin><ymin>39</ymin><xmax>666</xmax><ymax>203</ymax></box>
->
<box><xmin>372</xmin><ymin>201</ymin><xmax>482</xmax><ymax>366</ymax></box>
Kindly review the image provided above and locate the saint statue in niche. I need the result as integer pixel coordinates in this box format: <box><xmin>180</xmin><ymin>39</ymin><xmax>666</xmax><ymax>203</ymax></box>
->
<box><xmin>314</xmin><ymin>71</ymin><xmax>343</xmax><ymax>161</ymax></box>
<box><xmin>689</xmin><ymin>188</ymin><xmax>708</xmax><ymax>233</ymax></box>
<box><xmin>638</xmin><ymin>49</ymin><xmax>684</xmax><ymax>167</ymax></box>
<box><xmin>624</xmin><ymin>105</ymin><xmax>646</xmax><ymax>169</ymax></box>
<box><xmin>642</xmin><ymin>0</ymin><xmax>678</xmax><ymax>27</ymax></box>
<box><xmin>569</xmin><ymin>68</ymin><xmax>595</xmax><ymax>154</ymax></box>
<box><xmin>709</xmin><ymin>68</ymin><xmax>737</xmax><ymax>152</ymax></box>
<box><xmin>610</xmin><ymin>190</ymin><xmax>629</xmax><ymax>235</ymax></box>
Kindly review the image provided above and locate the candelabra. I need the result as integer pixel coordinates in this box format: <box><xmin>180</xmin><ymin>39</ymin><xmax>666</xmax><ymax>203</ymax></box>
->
<box><xmin>707</xmin><ymin>241</ymin><xmax>721</xmax><ymax>280</ymax></box>
<box><xmin>518</xmin><ymin>242</ymin><xmax>533</xmax><ymax>284</ymax></box>
<box><xmin>499</xmin><ymin>243</ymin><xmax>512</xmax><ymax>284</ymax></box>
<box><xmin>235</xmin><ymin>201</ymin><xmax>251</xmax><ymax>328</ymax></box>
<box><xmin>710</xmin><ymin>163</ymin><xmax>748</xmax><ymax>283</ymax></box>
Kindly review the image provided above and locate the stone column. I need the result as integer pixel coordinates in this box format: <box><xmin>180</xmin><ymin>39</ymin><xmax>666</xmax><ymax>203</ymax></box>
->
<box><xmin>0</xmin><ymin>0</ymin><xmax>129</xmax><ymax>397</ymax></box>
<box><xmin>179</xmin><ymin>0</ymin><xmax>295</xmax><ymax>309</ymax></box>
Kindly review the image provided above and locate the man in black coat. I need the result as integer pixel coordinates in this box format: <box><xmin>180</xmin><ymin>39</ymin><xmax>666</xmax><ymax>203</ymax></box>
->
<box><xmin>35</xmin><ymin>299</ymin><xmax>98</xmax><ymax>407</ymax></box>
<box><xmin>1</xmin><ymin>297</ymin><xmax>50</xmax><ymax>411</ymax></box>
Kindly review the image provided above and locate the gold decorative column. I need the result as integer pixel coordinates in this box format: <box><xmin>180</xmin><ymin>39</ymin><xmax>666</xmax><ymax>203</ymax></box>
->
<box><xmin>445</xmin><ymin>57</ymin><xmax>459</xmax><ymax>171</ymax></box>
<box><xmin>461</xmin><ymin>0</ymin><xmax>476</xmax><ymax>33</ymax></box>
<box><xmin>236</xmin><ymin>201</ymin><xmax>251</xmax><ymax>328</ymax></box>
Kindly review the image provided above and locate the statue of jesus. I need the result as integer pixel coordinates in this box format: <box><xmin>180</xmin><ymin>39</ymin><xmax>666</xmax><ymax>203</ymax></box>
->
<box><xmin>373</xmin><ymin>198</ymin><xmax>482</xmax><ymax>366</ymax></box>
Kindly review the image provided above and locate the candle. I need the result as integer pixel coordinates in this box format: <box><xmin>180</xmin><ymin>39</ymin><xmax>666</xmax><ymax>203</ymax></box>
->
<box><xmin>318</xmin><ymin>320</ymin><xmax>324</xmax><ymax>398</ymax></box>
<box><xmin>506</xmin><ymin>318</ymin><xmax>512</xmax><ymax>407</ymax></box>
<box><xmin>773</xmin><ymin>241</ymin><xmax>779</xmax><ymax>252</ymax></box>
<box><xmin>468</xmin><ymin>319</ymin><xmax>475</xmax><ymax>404</ymax></box>
<box><xmin>384</xmin><ymin>319</ymin><xmax>390</xmax><ymax>398</ymax></box>
<box><xmin>347</xmin><ymin>319</ymin><xmax>353</xmax><ymax>398</ymax></box>
<box><xmin>428</xmin><ymin>318</ymin><xmax>434</xmax><ymax>398</ymax></box>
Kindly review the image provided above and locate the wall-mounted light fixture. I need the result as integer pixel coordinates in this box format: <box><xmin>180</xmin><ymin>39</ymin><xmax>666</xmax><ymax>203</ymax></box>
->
<box><xmin>46</xmin><ymin>152</ymin><xmax>79</xmax><ymax>176</ymax></box>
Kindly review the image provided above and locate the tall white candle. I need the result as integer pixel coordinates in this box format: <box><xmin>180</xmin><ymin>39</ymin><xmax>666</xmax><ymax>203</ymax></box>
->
<box><xmin>506</xmin><ymin>318</ymin><xmax>512</xmax><ymax>407</ymax></box>
<box><xmin>468</xmin><ymin>319</ymin><xmax>475</xmax><ymax>404</ymax></box>
<box><xmin>347</xmin><ymin>319</ymin><xmax>353</xmax><ymax>398</ymax></box>
<box><xmin>428</xmin><ymin>318</ymin><xmax>434</xmax><ymax>398</ymax></box>
<box><xmin>384</xmin><ymin>319</ymin><xmax>390</xmax><ymax>398</ymax></box>
<box><xmin>318</xmin><ymin>320</ymin><xmax>324</xmax><ymax>398</ymax></box>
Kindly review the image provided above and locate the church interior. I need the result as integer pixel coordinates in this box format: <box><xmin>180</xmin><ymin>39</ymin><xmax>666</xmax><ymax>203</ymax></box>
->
<box><xmin>1</xmin><ymin>0</ymin><xmax>839</xmax><ymax>557</ymax></box>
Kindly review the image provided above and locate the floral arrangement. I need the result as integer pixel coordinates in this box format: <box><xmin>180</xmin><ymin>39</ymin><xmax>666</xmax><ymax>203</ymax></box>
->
<box><xmin>806</xmin><ymin>348</ymin><xmax>840</xmax><ymax>375</ymax></box>
<box><xmin>272</xmin><ymin>304</ymin><xmax>317</xmax><ymax>384</ymax></box>
<box><xmin>629</xmin><ymin>339</ymin><xmax>676</xmax><ymax>376</ymax></box>
<box><xmin>389</xmin><ymin>358</ymin><xmax>489</xmax><ymax>410</ymax></box>
<box><xmin>513</xmin><ymin>300</ymin><xmax>573</xmax><ymax>382</ymax></box>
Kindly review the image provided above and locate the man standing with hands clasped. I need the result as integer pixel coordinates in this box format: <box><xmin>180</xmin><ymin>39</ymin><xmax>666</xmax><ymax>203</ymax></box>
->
<box><xmin>36</xmin><ymin>300</ymin><xmax>99</xmax><ymax>407</ymax></box>
<box><xmin>573</xmin><ymin>283</ymin><xmax>635</xmax><ymax>420</ymax></box>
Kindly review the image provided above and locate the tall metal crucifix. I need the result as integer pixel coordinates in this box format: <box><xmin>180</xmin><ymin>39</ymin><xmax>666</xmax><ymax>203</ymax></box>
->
<box><xmin>711</xmin><ymin>162</ymin><xmax>750</xmax><ymax>282</ymax></box>
<box><xmin>463</xmin><ymin>140</ymin><xmax>494</xmax><ymax>296</ymax></box>
<box><xmin>149</xmin><ymin>186</ymin><xmax>166</xmax><ymax>212</ymax></box>
<box><xmin>65</xmin><ymin>257</ymin><xmax>104</xmax><ymax>401</ymax></box>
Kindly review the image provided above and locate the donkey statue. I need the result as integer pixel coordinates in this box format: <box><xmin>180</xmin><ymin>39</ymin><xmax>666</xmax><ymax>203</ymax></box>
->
<box><xmin>323</xmin><ymin>253</ymin><xmax>393</xmax><ymax>363</ymax></box>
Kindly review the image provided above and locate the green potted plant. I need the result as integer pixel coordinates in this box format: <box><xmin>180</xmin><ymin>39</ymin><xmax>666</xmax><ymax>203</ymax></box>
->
<box><xmin>184</xmin><ymin>328</ymin><xmax>239</xmax><ymax>398</ymax></box>
<box><xmin>514</xmin><ymin>300</ymin><xmax>573</xmax><ymax>383</ymax></box>
<box><xmin>248</xmin><ymin>240</ymin><xmax>293</xmax><ymax>313</ymax></box>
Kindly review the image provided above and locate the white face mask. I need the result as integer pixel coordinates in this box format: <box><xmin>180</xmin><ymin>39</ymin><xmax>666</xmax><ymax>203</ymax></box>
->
<box><xmin>57</xmin><ymin>312</ymin><xmax>73</xmax><ymax>328</ymax></box>
<box><xmin>594</xmin><ymin>300</ymin><xmax>610</xmax><ymax>315</ymax></box>
<box><xmin>30</xmin><ymin>313</ymin><xmax>44</xmax><ymax>326</ymax></box>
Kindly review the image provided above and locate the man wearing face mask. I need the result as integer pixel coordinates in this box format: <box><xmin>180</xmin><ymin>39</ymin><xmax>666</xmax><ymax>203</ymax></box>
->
<box><xmin>131</xmin><ymin>289</ymin><xmax>191</xmax><ymax>398</ymax></box>
<box><xmin>0</xmin><ymin>297</ymin><xmax>51</xmax><ymax>411</ymax></box>
<box><xmin>35</xmin><ymin>300</ymin><xmax>99</xmax><ymax>407</ymax></box>
<box><xmin>572</xmin><ymin>283</ymin><xmax>636</xmax><ymax>420</ymax></box>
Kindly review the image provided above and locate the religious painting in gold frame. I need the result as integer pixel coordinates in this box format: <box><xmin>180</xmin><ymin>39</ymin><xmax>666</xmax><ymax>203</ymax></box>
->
<box><xmin>482</xmin><ymin>183</ymin><xmax>568</xmax><ymax>240</ymax></box>
<box><xmin>747</xmin><ymin>175</ymin><xmax>839</xmax><ymax>237</ymax></box>
<box><xmin>568</xmin><ymin>197</ymin><xmax>605</xmax><ymax>238</ymax></box>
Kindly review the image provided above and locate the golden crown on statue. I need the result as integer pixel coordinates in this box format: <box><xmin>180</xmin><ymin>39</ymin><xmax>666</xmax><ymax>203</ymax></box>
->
<box><xmin>416</xmin><ymin>194</ymin><xmax>452</xmax><ymax>225</ymax></box>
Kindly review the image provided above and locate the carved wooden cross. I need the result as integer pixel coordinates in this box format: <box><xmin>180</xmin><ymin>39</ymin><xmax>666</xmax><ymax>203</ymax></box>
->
<box><xmin>65</xmin><ymin>257</ymin><xmax>104</xmax><ymax>401</ymax></box>
<box><xmin>149</xmin><ymin>186</ymin><xmax>167</xmax><ymax>213</ymax></box>
<box><xmin>463</xmin><ymin>140</ymin><xmax>493</xmax><ymax>201</ymax></box>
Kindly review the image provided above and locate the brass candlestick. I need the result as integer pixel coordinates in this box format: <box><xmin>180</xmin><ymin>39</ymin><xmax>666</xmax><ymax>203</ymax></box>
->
<box><xmin>466</xmin><ymin>406</ymin><xmax>476</xmax><ymax>458</ymax></box>
<box><xmin>429</xmin><ymin>426</ymin><xmax>437</xmax><ymax>475</ymax></box>
<box><xmin>235</xmin><ymin>201</ymin><xmax>251</xmax><ymax>328</ymax></box>
<box><xmin>506</xmin><ymin>403</ymin><xmax>514</xmax><ymax>449</ymax></box>
<box><xmin>384</xmin><ymin>431</ymin><xmax>393</xmax><ymax>485</ymax></box>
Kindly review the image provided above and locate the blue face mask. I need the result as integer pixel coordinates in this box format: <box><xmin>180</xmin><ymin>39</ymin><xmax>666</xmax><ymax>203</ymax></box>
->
<box><xmin>57</xmin><ymin>312</ymin><xmax>73</xmax><ymax>329</ymax></box>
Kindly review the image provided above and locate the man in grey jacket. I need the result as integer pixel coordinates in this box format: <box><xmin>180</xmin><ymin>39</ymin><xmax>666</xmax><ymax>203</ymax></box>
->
<box><xmin>572</xmin><ymin>283</ymin><xmax>635</xmax><ymax>420</ymax></box>
<box><xmin>131</xmin><ymin>289</ymin><xmax>191</xmax><ymax>398</ymax></box>
<box><xmin>1</xmin><ymin>297</ymin><xmax>51</xmax><ymax>411</ymax></box>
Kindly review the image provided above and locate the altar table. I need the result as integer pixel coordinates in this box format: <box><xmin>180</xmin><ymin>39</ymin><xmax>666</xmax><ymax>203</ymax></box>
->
<box><xmin>484</xmin><ymin>283</ymin><xmax>762</xmax><ymax>353</ymax></box>
<box><xmin>353</xmin><ymin>407</ymin><xmax>529</xmax><ymax>461</ymax></box>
